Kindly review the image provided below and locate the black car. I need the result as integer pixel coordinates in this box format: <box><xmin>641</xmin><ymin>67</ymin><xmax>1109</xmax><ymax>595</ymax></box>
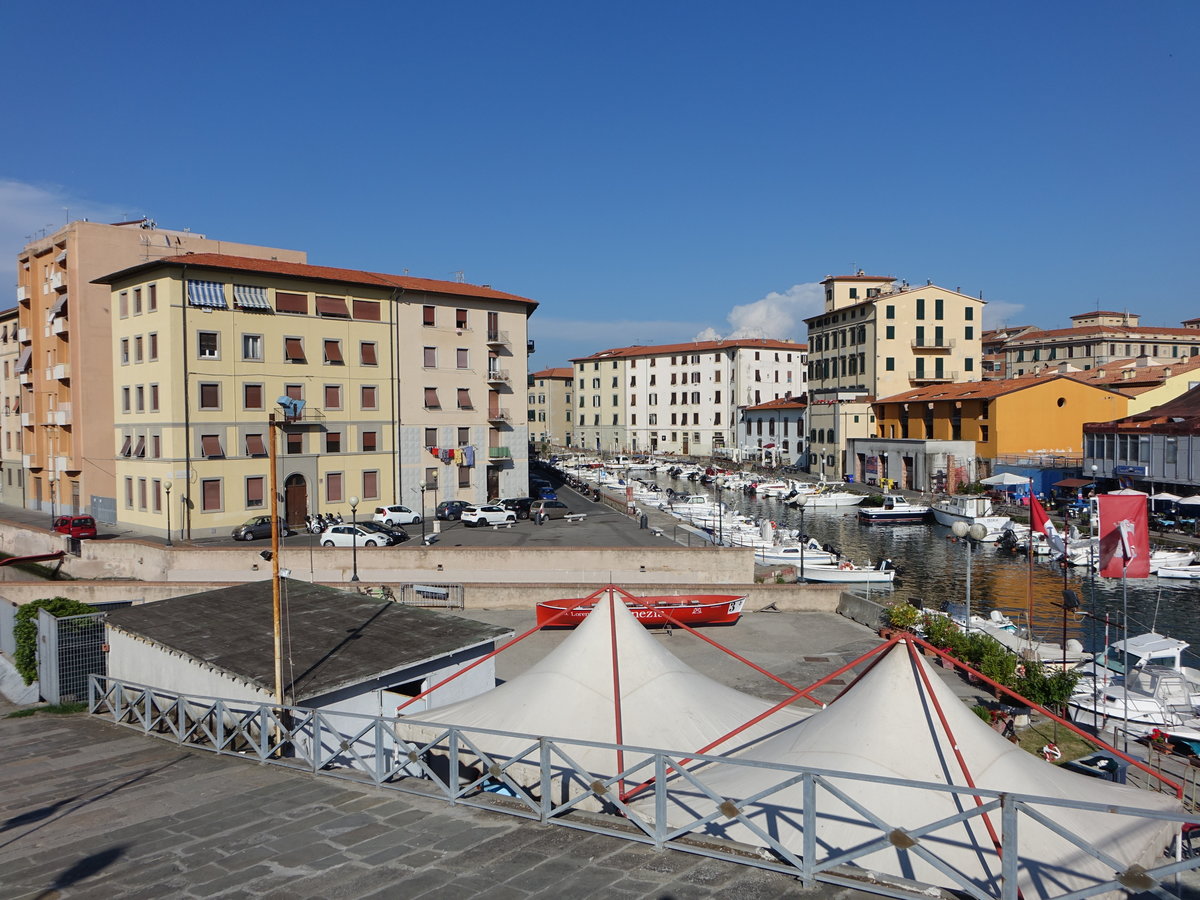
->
<box><xmin>364</xmin><ymin>521</ymin><xmax>410</xmax><ymax>544</ymax></box>
<box><xmin>436</xmin><ymin>500</ymin><xmax>471</xmax><ymax>521</ymax></box>
<box><xmin>498</xmin><ymin>497</ymin><xmax>538</xmax><ymax>519</ymax></box>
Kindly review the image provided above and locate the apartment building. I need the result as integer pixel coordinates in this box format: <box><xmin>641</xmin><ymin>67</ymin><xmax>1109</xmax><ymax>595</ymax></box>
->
<box><xmin>1084</xmin><ymin>385</ymin><xmax>1200</xmax><ymax>494</ymax></box>
<box><xmin>15</xmin><ymin>219</ymin><xmax>307</xmax><ymax>520</ymax></box>
<box><xmin>739</xmin><ymin>396</ymin><xmax>806</xmax><ymax>466</ymax></box>
<box><xmin>1001</xmin><ymin>312</ymin><xmax>1200</xmax><ymax>377</ymax></box>
<box><xmin>527</xmin><ymin>368</ymin><xmax>573</xmax><ymax>447</ymax></box>
<box><xmin>571</xmin><ymin>339</ymin><xmax>807</xmax><ymax>456</ymax></box>
<box><xmin>1043</xmin><ymin>354</ymin><xmax>1200</xmax><ymax>415</ymax></box>
<box><xmin>96</xmin><ymin>253</ymin><xmax>535</xmax><ymax>539</ymax></box>
<box><xmin>0</xmin><ymin>308</ymin><xmax>22</xmax><ymax>507</ymax></box>
<box><xmin>804</xmin><ymin>272</ymin><xmax>985</xmax><ymax>478</ymax></box>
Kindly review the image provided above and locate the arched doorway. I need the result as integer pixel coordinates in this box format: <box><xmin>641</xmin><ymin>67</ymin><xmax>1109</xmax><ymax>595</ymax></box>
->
<box><xmin>284</xmin><ymin>474</ymin><xmax>308</xmax><ymax>526</ymax></box>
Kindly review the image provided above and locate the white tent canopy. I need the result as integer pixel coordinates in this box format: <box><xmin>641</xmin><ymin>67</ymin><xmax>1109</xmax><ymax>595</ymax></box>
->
<box><xmin>1178</xmin><ymin>495</ymin><xmax>1200</xmax><ymax>506</ymax></box>
<box><xmin>1106</xmin><ymin>488</ymin><xmax>1148</xmax><ymax>496</ymax></box>
<box><xmin>645</xmin><ymin>644</ymin><xmax>1180</xmax><ymax>899</ymax></box>
<box><xmin>980</xmin><ymin>472</ymin><xmax>1029</xmax><ymax>486</ymax></box>
<box><xmin>1150</xmin><ymin>492</ymin><xmax>1182</xmax><ymax>502</ymax></box>
<box><xmin>400</xmin><ymin>590</ymin><xmax>810</xmax><ymax>779</ymax></box>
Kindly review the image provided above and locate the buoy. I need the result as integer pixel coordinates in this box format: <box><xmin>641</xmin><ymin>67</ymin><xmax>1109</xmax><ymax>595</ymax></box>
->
<box><xmin>1041</xmin><ymin>743</ymin><xmax>1061</xmax><ymax>762</ymax></box>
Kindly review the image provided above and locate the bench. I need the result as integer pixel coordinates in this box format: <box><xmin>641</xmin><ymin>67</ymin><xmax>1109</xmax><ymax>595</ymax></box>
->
<box><xmin>563</xmin><ymin>513</ymin><xmax>587</xmax><ymax>524</ymax></box>
<box><xmin>491</xmin><ymin>522</ymin><xmax>515</xmax><ymax>530</ymax></box>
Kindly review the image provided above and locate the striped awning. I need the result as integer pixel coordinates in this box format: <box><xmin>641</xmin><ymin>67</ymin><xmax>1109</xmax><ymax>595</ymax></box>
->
<box><xmin>48</xmin><ymin>294</ymin><xmax>69</xmax><ymax>319</ymax></box>
<box><xmin>188</xmin><ymin>280</ymin><xmax>227</xmax><ymax>309</ymax></box>
<box><xmin>16</xmin><ymin>347</ymin><xmax>31</xmax><ymax>373</ymax></box>
<box><xmin>233</xmin><ymin>285</ymin><xmax>270</xmax><ymax>310</ymax></box>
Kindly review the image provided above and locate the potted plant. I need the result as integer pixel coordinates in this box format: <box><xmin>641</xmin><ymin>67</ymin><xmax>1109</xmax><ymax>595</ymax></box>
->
<box><xmin>883</xmin><ymin>600</ymin><xmax>920</xmax><ymax>635</ymax></box>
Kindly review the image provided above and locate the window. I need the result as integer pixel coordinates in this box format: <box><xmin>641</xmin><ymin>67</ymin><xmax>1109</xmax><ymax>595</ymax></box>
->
<box><xmin>315</xmin><ymin>295</ymin><xmax>349</xmax><ymax>317</ymax></box>
<box><xmin>285</xmin><ymin>383</ymin><xmax>303</xmax><ymax>401</ymax></box>
<box><xmin>916</xmin><ymin>297</ymin><xmax>925</xmax><ymax>320</ymax></box>
<box><xmin>965</xmin><ymin>358</ymin><xmax>974</xmax><ymax>372</ymax></box>
<box><xmin>457</xmin><ymin>388</ymin><xmax>473</xmax><ymax>409</ymax></box>
<box><xmin>885</xmin><ymin>358</ymin><xmax>895</xmax><ymax>372</ymax></box>
<box><xmin>360</xmin><ymin>342</ymin><xmax>378</xmax><ymax>366</ymax></box>
<box><xmin>275</xmin><ymin>292</ymin><xmax>308</xmax><ymax>314</ymax></box>
<box><xmin>423</xmin><ymin>346</ymin><xmax>437</xmax><ymax>367</ymax></box>
<box><xmin>149</xmin><ymin>383</ymin><xmax>159</xmax><ymax>412</ymax></box>
<box><xmin>424</xmin><ymin>427</ymin><xmax>437</xmax><ymax>447</ymax></box>
<box><xmin>352</xmin><ymin>299</ymin><xmax>380</xmax><ymax>321</ymax></box>
<box><xmin>456</xmin><ymin>308</ymin><xmax>468</xmax><ymax>329</ymax></box>
<box><xmin>457</xmin><ymin>348</ymin><xmax>469</xmax><ymax>369</ymax></box>
<box><xmin>151</xmin><ymin>435</ymin><xmax>161</xmax><ymax>458</ymax></box>
<box><xmin>286</xmin><ymin>432</ymin><xmax>303</xmax><ymax>454</ymax></box>
<box><xmin>422</xmin><ymin>305</ymin><xmax>436</xmax><ymax>326</ymax></box>
<box><xmin>201</xmin><ymin>434</ymin><xmax>224</xmax><ymax>458</ymax></box>
<box><xmin>324</xmin><ymin>384</ymin><xmax>342</xmax><ymax>409</ymax></box>
<box><xmin>424</xmin><ymin>387</ymin><xmax>440</xmax><ymax>408</ymax></box>
<box><xmin>326</xmin><ymin>432</ymin><xmax>342</xmax><ymax>453</ymax></box>
<box><xmin>323</xmin><ymin>339</ymin><xmax>343</xmax><ymax>364</ymax></box>
<box><xmin>886</xmin><ymin>305</ymin><xmax>895</xmax><ymax>320</ymax></box>
<box><xmin>152</xmin><ymin>479</ymin><xmax>161</xmax><ymax>512</ymax></box>
<box><xmin>363</xmin><ymin>470</ymin><xmax>380</xmax><ymax>499</ymax></box>
<box><xmin>965</xmin><ymin>326</ymin><xmax>974</xmax><ymax>340</ymax></box>
<box><xmin>934</xmin><ymin>297</ymin><xmax>943</xmax><ymax>320</ymax></box>
<box><xmin>284</xmin><ymin>338</ymin><xmax>305</xmax><ymax>362</ymax></box>
<box><xmin>244</xmin><ymin>383</ymin><xmax>263</xmax><ymax>410</ymax></box>
<box><xmin>458</xmin><ymin>465</ymin><xmax>471</xmax><ymax>488</ymax></box>
<box><xmin>965</xmin><ymin>306</ymin><xmax>974</xmax><ymax>321</ymax></box>
<box><xmin>119</xmin><ymin>292</ymin><xmax>128</xmax><ymax>318</ymax></box>
<box><xmin>885</xmin><ymin>325</ymin><xmax>895</xmax><ymax>340</ymax></box>
<box><xmin>361</xmin><ymin>430</ymin><xmax>378</xmax><ymax>452</ymax></box>
<box><xmin>245</xmin><ymin>476</ymin><xmax>265</xmax><ymax>508</ymax></box>
<box><xmin>246</xmin><ymin>433</ymin><xmax>267</xmax><ymax>456</ymax></box>
<box><xmin>198</xmin><ymin>382</ymin><xmax>220</xmax><ymax>409</ymax></box>
<box><xmin>124</xmin><ymin>476</ymin><xmax>134</xmax><ymax>508</ymax></box>
<box><xmin>120</xmin><ymin>339</ymin><xmax>130</xmax><ymax>365</ymax></box>
<box><xmin>196</xmin><ymin>331</ymin><xmax>218</xmax><ymax>360</ymax></box>
<box><xmin>148</xmin><ymin>283</ymin><xmax>157</xmax><ymax>312</ymax></box>
<box><xmin>980</xmin><ymin>425</ymin><xmax>989</xmax><ymax>442</ymax></box>
<box><xmin>149</xmin><ymin>333</ymin><xmax>158</xmax><ymax>360</ymax></box>
<box><xmin>136</xmin><ymin>386</ymin><xmax>144</xmax><ymax>412</ymax></box>
<box><xmin>361</xmin><ymin>385</ymin><xmax>377</xmax><ymax>409</ymax></box>
<box><xmin>326</xmin><ymin>472</ymin><xmax>343</xmax><ymax>503</ymax></box>
<box><xmin>134</xmin><ymin>336</ymin><xmax>144</xmax><ymax>363</ymax></box>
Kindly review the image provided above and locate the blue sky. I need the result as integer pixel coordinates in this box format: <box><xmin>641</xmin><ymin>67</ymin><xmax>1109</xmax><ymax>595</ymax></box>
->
<box><xmin>2</xmin><ymin>1</ymin><xmax>1196</xmax><ymax>366</ymax></box>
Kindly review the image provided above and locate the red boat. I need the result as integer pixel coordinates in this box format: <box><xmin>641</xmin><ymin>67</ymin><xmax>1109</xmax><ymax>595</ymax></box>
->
<box><xmin>536</xmin><ymin>591</ymin><xmax>745</xmax><ymax>628</ymax></box>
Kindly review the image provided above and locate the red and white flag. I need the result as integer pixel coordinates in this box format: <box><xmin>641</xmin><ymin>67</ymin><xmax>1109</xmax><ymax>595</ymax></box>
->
<box><xmin>1029</xmin><ymin>494</ymin><xmax>1065</xmax><ymax>555</ymax></box>
<box><xmin>1097</xmin><ymin>494</ymin><xmax>1150</xmax><ymax>578</ymax></box>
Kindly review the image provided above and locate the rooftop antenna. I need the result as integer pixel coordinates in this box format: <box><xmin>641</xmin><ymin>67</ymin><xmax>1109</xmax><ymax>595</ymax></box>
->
<box><xmin>451</xmin><ymin>270</ymin><xmax>465</xmax><ymax>283</ymax></box>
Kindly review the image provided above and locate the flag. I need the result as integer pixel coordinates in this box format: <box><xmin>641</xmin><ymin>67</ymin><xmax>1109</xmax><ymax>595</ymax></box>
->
<box><xmin>1097</xmin><ymin>494</ymin><xmax>1150</xmax><ymax>578</ymax></box>
<box><xmin>1029</xmin><ymin>494</ymin><xmax>1065</xmax><ymax>555</ymax></box>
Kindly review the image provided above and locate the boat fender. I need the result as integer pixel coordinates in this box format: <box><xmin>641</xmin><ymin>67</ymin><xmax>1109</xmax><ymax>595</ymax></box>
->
<box><xmin>1041</xmin><ymin>743</ymin><xmax>1061</xmax><ymax>762</ymax></box>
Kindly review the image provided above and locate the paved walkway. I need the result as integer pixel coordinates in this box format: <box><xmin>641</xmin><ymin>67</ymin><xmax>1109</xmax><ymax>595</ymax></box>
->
<box><xmin>0</xmin><ymin>713</ymin><xmax>883</xmax><ymax>900</ymax></box>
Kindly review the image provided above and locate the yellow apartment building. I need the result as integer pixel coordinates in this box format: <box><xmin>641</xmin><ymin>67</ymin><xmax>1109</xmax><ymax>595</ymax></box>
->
<box><xmin>0</xmin><ymin>308</ymin><xmax>22</xmax><ymax>507</ymax></box>
<box><xmin>527</xmin><ymin>367</ymin><xmax>574</xmax><ymax>448</ymax></box>
<box><xmin>871</xmin><ymin>375</ymin><xmax>1130</xmax><ymax>465</ymax></box>
<box><xmin>97</xmin><ymin>253</ymin><xmax>536</xmax><ymax>539</ymax></box>
<box><xmin>15</xmin><ymin>219</ymin><xmax>306</xmax><ymax>521</ymax></box>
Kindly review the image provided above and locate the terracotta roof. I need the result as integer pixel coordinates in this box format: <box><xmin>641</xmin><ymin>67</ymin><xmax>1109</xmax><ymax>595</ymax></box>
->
<box><xmin>531</xmin><ymin>367</ymin><xmax>574</xmax><ymax>379</ymax></box>
<box><xmin>820</xmin><ymin>274</ymin><xmax>895</xmax><ymax>284</ymax></box>
<box><xmin>1084</xmin><ymin>384</ymin><xmax>1200</xmax><ymax>435</ymax></box>
<box><xmin>1008</xmin><ymin>323</ymin><xmax>1200</xmax><ymax>342</ymax></box>
<box><xmin>93</xmin><ymin>253</ymin><xmax>538</xmax><ymax>308</ymax></box>
<box><xmin>1070</xmin><ymin>310</ymin><xmax>1134</xmax><ymax>319</ymax></box>
<box><xmin>570</xmin><ymin>338</ymin><xmax>806</xmax><ymax>363</ymax></box>
<box><xmin>1044</xmin><ymin>353</ymin><xmax>1200</xmax><ymax>389</ymax></box>
<box><xmin>743</xmin><ymin>396</ymin><xmax>807</xmax><ymax>411</ymax></box>
<box><xmin>875</xmin><ymin>374</ymin><xmax>1128</xmax><ymax>405</ymax></box>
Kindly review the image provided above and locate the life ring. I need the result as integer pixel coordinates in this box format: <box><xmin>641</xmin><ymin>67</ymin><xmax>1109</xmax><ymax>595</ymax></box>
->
<box><xmin>839</xmin><ymin>562</ymin><xmax>852</xmax><ymax>571</ymax></box>
<box><xmin>1015</xmin><ymin>664</ymin><xmax>1026</xmax><ymax>678</ymax></box>
<box><xmin>1041</xmin><ymin>743</ymin><xmax>1061</xmax><ymax>762</ymax></box>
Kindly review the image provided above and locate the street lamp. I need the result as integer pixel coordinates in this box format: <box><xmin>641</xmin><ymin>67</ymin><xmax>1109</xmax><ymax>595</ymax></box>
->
<box><xmin>417</xmin><ymin>483</ymin><xmax>428</xmax><ymax>544</ymax></box>
<box><xmin>951</xmin><ymin>521</ymin><xmax>988</xmax><ymax>632</ymax></box>
<box><xmin>349</xmin><ymin>495</ymin><xmax>360</xmax><ymax>582</ymax></box>
<box><xmin>715</xmin><ymin>476</ymin><xmax>725</xmax><ymax>546</ymax></box>
<box><xmin>164</xmin><ymin>480</ymin><xmax>174</xmax><ymax>547</ymax></box>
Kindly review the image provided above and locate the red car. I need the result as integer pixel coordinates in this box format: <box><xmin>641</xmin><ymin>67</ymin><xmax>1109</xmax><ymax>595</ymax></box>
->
<box><xmin>53</xmin><ymin>515</ymin><xmax>97</xmax><ymax>539</ymax></box>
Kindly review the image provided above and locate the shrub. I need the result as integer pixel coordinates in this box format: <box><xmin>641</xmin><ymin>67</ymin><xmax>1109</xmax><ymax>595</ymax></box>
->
<box><xmin>884</xmin><ymin>600</ymin><xmax>920</xmax><ymax>631</ymax></box>
<box><xmin>14</xmin><ymin>597</ymin><xmax>94</xmax><ymax>686</ymax></box>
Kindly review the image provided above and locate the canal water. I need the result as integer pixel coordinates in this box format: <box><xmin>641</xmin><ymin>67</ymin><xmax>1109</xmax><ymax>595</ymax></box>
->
<box><xmin>661</xmin><ymin>475</ymin><xmax>1200</xmax><ymax>663</ymax></box>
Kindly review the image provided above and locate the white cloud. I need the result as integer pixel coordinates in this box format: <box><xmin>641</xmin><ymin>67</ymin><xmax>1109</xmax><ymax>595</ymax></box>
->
<box><xmin>696</xmin><ymin>282</ymin><xmax>824</xmax><ymax>341</ymax></box>
<box><xmin>0</xmin><ymin>179</ymin><xmax>126</xmax><ymax>287</ymax></box>
<box><xmin>981</xmin><ymin>300</ymin><xmax>1027</xmax><ymax>330</ymax></box>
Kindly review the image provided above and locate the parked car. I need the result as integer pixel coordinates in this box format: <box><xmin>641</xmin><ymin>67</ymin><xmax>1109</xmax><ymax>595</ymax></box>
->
<box><xmin>320</xmin><ymin>524</ymin><xmax>392</xmax><ymax>547</ymax></box>
<box><xmin>530</xmin><ymin>499</ymin><xmax>570</xmax><ymax>520</ymax></box>
<box><xmin>53</xmin><ymin>515</ymin><xmax>97</xmax><ymax>539</ymax></box>
<box><xmin>536</xmin><ymin>485</ymin><xmax>558</xmax><ymax>501</ymax></box>
<box><xmin>373</xmin><ymin>504</ymin><xmax>422</xmax><ymax>526</ymax></box>
<box><xmin>498</xmin><ymin>497</ymin><xmax>537</xmax><ymax>519</ymax></box>
<box><xmin>460</xmin><ymin>505</ymin><xmax>518</xmax><ymax>527</ymax></box>
<box><xmin>230</xmin><ymin>516</ymin><xmax>292</xmax><ymax>541</ymax></box>
<box><xmin>436</xmin><ymin>500</ymin><xmax>471</xmax><ymax>521</ymax></box>
<box><xmin>359</xmin><ymin>521</ymin><xmax>408</xmax><ymax>544</ymax></box>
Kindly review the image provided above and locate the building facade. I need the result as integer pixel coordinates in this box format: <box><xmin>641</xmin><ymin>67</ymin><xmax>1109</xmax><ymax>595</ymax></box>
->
<box><xmin>738</xmin><ymin>396</ymin><xmax>806</xmax><ymax>466</ymax></box>
<box><xmin>15</xmin><ymin>219</ymin><xmax>306</xmax><ymax>521</ymax></box>
<box><xmin>1083</xmin><ymin>385</ymin><xmax>1200</xmax><ymax>494</ymax></box>
<box><xmin>96</xmin><ymin>253</ymin><xmax>536</xmax><ymax>539</ymax></box>
<box><xmin>527</xmin><ymin>367</ymin><xmax>574</xmax><ymax>448</ymax></box>
<box><xmin>571</xmin><ymin>339</ymin><xmax>807</xmax><ymax>457</ymax></box>
<box><xmin>0</xmin><ymin>308</ymin><xmax>22</xmax><ymax>507</ymax></box>
<box><xmin>804</xmin><ymin>272</ymin><xmax>985</xmax><ymax>478</ymax></box>
<box><xmin>1000</xmin><ymin>312</ymin><xmax>1200</xmax><ymax>378</ymax></box>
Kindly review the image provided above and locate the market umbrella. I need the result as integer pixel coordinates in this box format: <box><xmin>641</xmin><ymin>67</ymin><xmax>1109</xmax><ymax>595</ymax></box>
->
<box><xmin>980</xmin><ymin>472</ymin><xmax>1029</xmax><ymax>486</ymax></box>
<box><xmin>1177</xmin><ymin>495</ymin><xmax>1200</xmax><ymax>506</ymax></box>
<box><xmin>1106</xmin><ymin>488</ymin><xmax>1148</xmax><ymax>496</ymax></box>
<box><xmin>1151</xmin><ymin>492</ymin><xmax>1182</xmax><ymax>502</ymax></box>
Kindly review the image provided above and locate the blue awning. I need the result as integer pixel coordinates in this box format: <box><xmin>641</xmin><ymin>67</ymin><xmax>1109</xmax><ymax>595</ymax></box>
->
<box><xmin>233</xmin><ymin>284</ymin><xmax>270</xmax><ymax>310</ymax></box>
<box><xmin>188</xmin><ymin>280</ymin><xmax>227</xmax><ymax>309</ymax></box>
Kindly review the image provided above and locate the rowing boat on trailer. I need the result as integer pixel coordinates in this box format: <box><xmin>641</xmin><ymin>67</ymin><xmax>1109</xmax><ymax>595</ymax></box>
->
<box><xmin>537</xmin><ymin>592</ymin><xmax>745</xmax><ymax>627</ymax></box>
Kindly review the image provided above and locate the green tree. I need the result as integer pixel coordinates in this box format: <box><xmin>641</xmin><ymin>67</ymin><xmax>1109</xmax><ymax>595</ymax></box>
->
<box><xmin>14</xmin><ymin>597</ymin><xmax>94</xmax><ymax>685</ymax></box>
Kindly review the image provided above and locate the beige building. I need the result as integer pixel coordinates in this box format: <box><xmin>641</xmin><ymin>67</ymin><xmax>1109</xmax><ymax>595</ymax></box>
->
<box><xmin>527</xmin><ymin>367</ymin><xmax>574</xmax><ymax>448</ymax></box>
<box><xmin>15</xmin><ymin>219</ymin><xmax>306</xmax><ymax>521</ymax></box>
<box><xmin>738</xmin><ymin>396</ymin><xmax>807</xmax><ymax>466</ymax></box>
<box><xmin>1041</xmin><ymin>353</ymin><xmax>1200</xmax><ymax>415</ymax></box>
<box><xmin>0</xmin><ymin>308</ymin><xmax>22</xmax><ymax>507</ymax></box>
<box><xmin>804</xmin><ymin>272</ymin><xmax>985</xmax><ymax>478</ymax></box>
<box><xmin>1000</xmin><ymin>312</ymin><xmax>1200</xmax><ymax>377</ymax></box>
<box><xmin>96</xmin><ymin>253</ymin><xmax>536</xmax><ymax>539</ymax></box>
<box><xmin>572</xmin><ymin>339</ymin><xmax>807</xmax><ymax>456</ymax></box>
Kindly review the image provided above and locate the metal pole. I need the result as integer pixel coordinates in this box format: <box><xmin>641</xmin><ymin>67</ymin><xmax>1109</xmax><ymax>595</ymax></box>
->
<box><xmin>268</xmin><ymin>414</ymin><xmax>284</xmax><ymax>707</ymax></box>
<box><xmin>965</xmin><ymin>535</ymin><xmax>972</xmax><ymax>635</ymax></box>
<box><xmin>350</xmin><ymin>497</ymin><xmax>360</xmax><ymax>582</ymax></box>
<box><xmin>419</xmin><ymin>485</ymin><xmax>427</xmax><ymax>543</ymax></box>
<box><xmin>164</xmin><ymin>483</ymin><xmax>173</xmax><ymax>546</ymax></box>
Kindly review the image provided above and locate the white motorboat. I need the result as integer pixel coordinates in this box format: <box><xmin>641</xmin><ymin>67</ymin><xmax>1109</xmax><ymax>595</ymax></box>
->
<box><xmin>996</xmin><ymin>524</ymin><xmax>1055</xmax><ymax>557</ymax></box>
<box><xmin>754</xmin><ymin>539</ymin><xmax>838</xmax><ymax>567</ymax></box>
<box><xmin>794</xmin><ymin>487</ymin><xmax>865</xmax><ymax>508</ymax></box>
<box><xmin>798</xmin><ymin>558</ymin><xmax>897</xmax><ymax>584</ymax></box>
<box><xmin>929</xmin><ymin>495</ymin><xmax>1011</xmax><ymax>540</ymax></box>
<box><xmin>857</xmin><ymin>494</ymin><xmax>930</xmax><ymax>524</ymax></box>
<box><xmin>1149</xmin><ymin>549</ymin><xmax>1197</xmax><ymax>573</ymax></box>
<box><xmin>1068</xmin><ymin>665</ymin><xmax>1200</xmax><ymax>733</ymax></box>
<box><xmin>1158</xmin><ymin>564</ymin><xmax>1200</xmax><ymax>581</ymax></box>
<box><xmin>1074</xmin><ymin>633</ymin><xmax>1200</xmax><ymax>695</ymax></box>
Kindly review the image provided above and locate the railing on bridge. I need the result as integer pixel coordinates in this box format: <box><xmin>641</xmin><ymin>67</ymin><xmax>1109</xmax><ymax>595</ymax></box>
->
<box><xmin>88</xmin><ymin>675</ymin><xmax>1197</xmax><ymax>900</ymax></box>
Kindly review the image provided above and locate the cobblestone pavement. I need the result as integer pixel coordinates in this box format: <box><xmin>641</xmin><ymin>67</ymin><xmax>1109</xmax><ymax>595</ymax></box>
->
<box><xmin>0</xmin><ymin>713</ymin><xmax>883</xmax><ymax>900</ymax></box>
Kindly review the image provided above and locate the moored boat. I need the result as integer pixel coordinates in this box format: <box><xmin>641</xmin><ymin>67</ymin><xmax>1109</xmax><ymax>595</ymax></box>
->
<box><xmin>1158</xmin><ymin>564</ymin><xmax>1200</xmax><ymax>581</ymax></box>
<box><xmin>797</xmin><ymin>558</ymin><xmax>897</xmax><ymax>584</ymax></box>
<box><xmin>537</xmin><ymin>593</ymin><xmax>746</xmax><ymax>627</ymax></box>
<box><xmin>929</xmin><ymin>495</ymin><xmax>1011</xmax><ymax>540</ymax></box>
<box><xmin>858</xmin><ymin>494</ymin><xmax>930</xmax><ymax>524</ymax></box>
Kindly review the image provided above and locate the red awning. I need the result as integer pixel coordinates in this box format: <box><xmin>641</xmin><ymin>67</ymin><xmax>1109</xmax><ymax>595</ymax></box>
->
<box><xmin>1054</xmin><ymin>478</ymin><xmax>1095</xmax><ymax>488</ymax></box>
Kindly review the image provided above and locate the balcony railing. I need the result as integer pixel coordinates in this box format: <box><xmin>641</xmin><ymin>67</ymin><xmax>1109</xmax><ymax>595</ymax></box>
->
<box><xmin>50</xmin><ymin>271</ymin><xmax>66</xmax><ymax>291</ymax></box>
<box><xmin>20</xmin><ymin>412</ymin><xmax>30</xmax><ymax>428</ymax></box>
<box><xmin>52</xmin><ymin>363</ymin><xmax>70</xmax><ymax>381</ymax></box>
<box><xmin>486</xmin><ymin>368</ymin><xmax>511</xmax><ymax>385</ymax></box>
<box><xmin>17</xmin><ymin>327</ymin><xmax>29</xmax><ymax>343</ymax></box>
<box><xmin>488</xmin><ymin>446</ymin><xmax>511</xmax><ymax>459</ymax></box>
<box><xmin>18</xmin><ymin>371</ymin><xmax>30</xmax><ymax>386</ymax></box>
<box><xmin>910</xmin><ymin>337</ymin><xmax>956</xmax><ymax>352</ymax></box>
<box><xmin>16</xmin><ymin>285</ymin><xmax>28</xmax><ymax>303</ymax></box>
<box><xmin>486</xmin><ymin>330</ymin><xmax>510</xmax><ymax>348</ymax></box>
<box><xmin>487</xmin><ymin>408</ymin><xmax>511</xmax><ymax>424</ymax></box>
<box><xmin>907</xmin><ymin>370</ymin><xmax>958</xmax><ymax>383</ymax></box>
<box><xmin>50</xmin><ymin>405</ymin><xmax>71</xmax><ymax>426</ymax></box>
<box><xmin>50</xmin><ymin>317</ymin><xmax>68</xmax><ymax>336</ymax></box>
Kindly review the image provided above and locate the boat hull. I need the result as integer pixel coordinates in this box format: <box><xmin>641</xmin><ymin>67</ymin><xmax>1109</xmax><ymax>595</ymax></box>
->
<box><xmin>798</xmin><ymin>565</ymin><xmax>896</xmax><ymax>584</ymax></box>
<box><xmin>537</xmin><ymin>595</ymin><xmax>746</xmax><ymax>628</ymax></box>
<box><xmin>858</xmin><ymin>509</ymin><xmax>929</xmax><ymax>524</ymax></box>
<box><xmin>1157</xmin><ymin>565</ymin><xmax>1200</xmax><ymax>581</ymax></box>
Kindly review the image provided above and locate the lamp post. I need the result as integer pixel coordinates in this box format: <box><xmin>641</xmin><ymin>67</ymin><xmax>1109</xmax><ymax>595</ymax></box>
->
<box><xmin>797</xmin><ymin>495</ymin><xmax>808</xmax><ymax>582</ymax></box>
<box><xmin>1090</xmin><ymin>464</ymin><xmax>1098</xmax><ymax>540</ymax></box>
<box><xmin>715</xmin><ymin>476</ymin><xmax>725</xmax><ymax>546</ymax></box>
<box><xmin>418</xmin><ymin>483</ymin><xmax>428</xmax><ymax>544</ymax></box>
<box><xmin>951</xmin><ymin>521</ymin><xmax>989</xmax><ymax>632</ymax></box>
<box><xmin>349</xmin><ymin>495</ymin><xmax>360</xmax><ymax>582</ymax></box>
<box><xmin>164</xmin><ymin>480</ymin><xmax>173</xmax><ymax>547</ymax></box>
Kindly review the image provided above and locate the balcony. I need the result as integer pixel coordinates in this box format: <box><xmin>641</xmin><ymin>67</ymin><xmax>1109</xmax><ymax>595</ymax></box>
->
<box><xmin>486</xmin><ymin>329</ymin><xmax>511</xmax><ymax>348</ymax></box>
<box><xmin>50</xmin><ymin>317</ymin><xmax>68</xmax><ymax>336</ymax></box>
<box><xmin>17</xmin><ymin>327</ymin><xmax>29</xmax><ymax>343</ymax></box>
<box><xmin>487</xmin><ymin>408</ymin><xmax>511</xmax><ymax>425</ymax></box>
<box><xmin>18</xmin><ymin>371</ymin><xmax>31</xmax><ymax>386</ymax></box>
<box><xmin>488</xmin><ymin>446</ymin><xmax>512</xmax><ymax>459</ymax></box>
<box><xmin>20</xmin><ymin>412</ymin><xmax>30</xmax><ymax>427</ymax></box>
<box><xmin>910</xmin><ymin>337</ymin><xmax>956</xmax><ymax>352</ymax></box>
<box><xmin>54</xmin><ymin>455</ymin><xmax>70</xmax><ymax>474</ymax></box>
<box><xmin>908</xmin><ymin>370</ymin><xmax>959</xmax><ymax>384</ymax></box>
<box><xmin>486</xmin><ymin>368</ymin><xmax>511</xmax><ymax>385</ymax></box>
<box><xmin>52</xmin><ymin>363</ymin><xmax>70</xmax><ymax>381</ymax></box>
<box><xmin>50</xmin><ymin>405</ymin><xmax>71</xmax><ymax>426</ymax></box>
<box><xmin>16</xmin><ymin>285</ymin><xmax>28</xmax><ymax>303</ymax></box>
<box><xmin>50</xmin><ymin>271</ymin><xmax>66</xmax><ymax>291</ymax></box>
<box><xmin>21</xmin><ymin>454</ymin><xmax>33</xmax><ymax>469</ymax></box>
